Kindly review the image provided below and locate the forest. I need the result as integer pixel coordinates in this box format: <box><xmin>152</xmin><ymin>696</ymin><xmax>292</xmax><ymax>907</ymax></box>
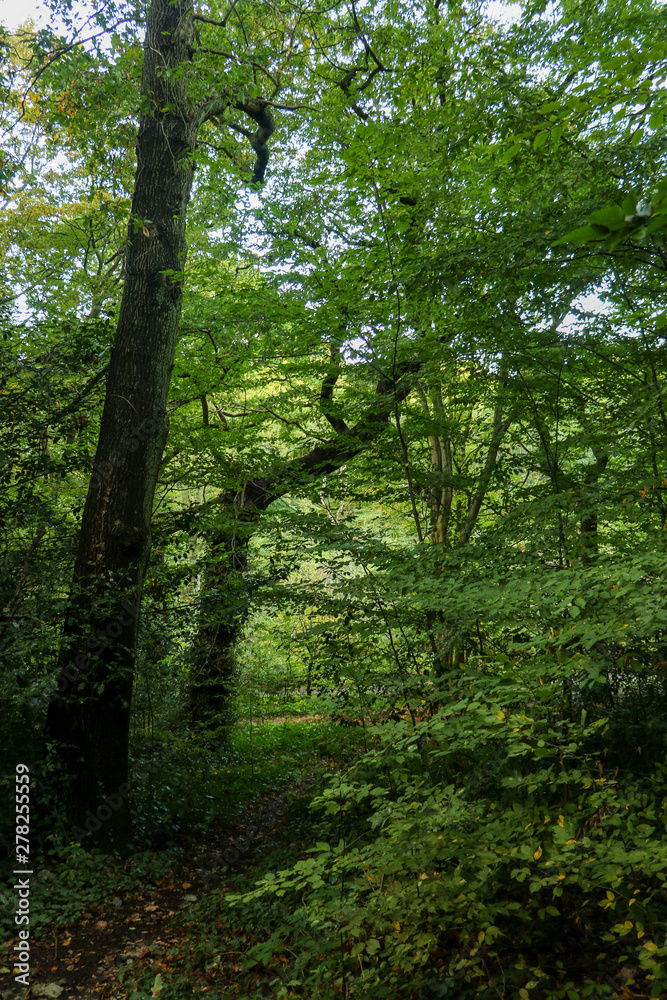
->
<box><xmin>1</xmin><ymin>0</ymin><xmax>667</xmax><ymax>996</ymax></box>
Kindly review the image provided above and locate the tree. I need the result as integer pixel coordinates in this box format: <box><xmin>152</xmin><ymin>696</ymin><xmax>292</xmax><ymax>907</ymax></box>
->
<box><xmin>187</xmin><ymin>357</ymin><xmax>421</xmax><ymax>723</ymax></box>
<box><xmin>38</xmin><ymin>0</ymin><xmax>382</xmax><ymax>848</ymax></box>
<box><xmin>43</xmin><ymin>0</ymin><xmax>201</xmax><ymax>850</ymax></box>
<box><xmin>1</xmin><ymin>0</ymin><xmax>664</xmax><ymax>867</ymax></box>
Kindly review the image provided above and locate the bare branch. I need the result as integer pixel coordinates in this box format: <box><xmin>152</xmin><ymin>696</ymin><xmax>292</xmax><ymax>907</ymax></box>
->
<box><xmin>193</xmin><ymin>0</ymin><xmax>239</xmax><ymax>29</ymax></box>
<box><xmin>233</xmin><ymin>97</ymin><xmax>275</xmax><ymax>183</ymax></box>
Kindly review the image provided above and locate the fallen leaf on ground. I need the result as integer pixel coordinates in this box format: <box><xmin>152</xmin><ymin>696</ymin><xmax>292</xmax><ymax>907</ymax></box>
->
<box><xmin>34</xmin><ymin>984</ymin><xmax>64</xmax><ymax>998</ymax></box>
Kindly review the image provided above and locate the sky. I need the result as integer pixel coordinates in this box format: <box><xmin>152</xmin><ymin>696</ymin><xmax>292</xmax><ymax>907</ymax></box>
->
<box><xmin>0</xmin><ymin>0</ymin><xmax>47</xmax><ymax>29</ymax></box>
<box><xmin>1</xmin><ymin>0</ymin><xmax>521</xmax><ymax>31</ymax></box>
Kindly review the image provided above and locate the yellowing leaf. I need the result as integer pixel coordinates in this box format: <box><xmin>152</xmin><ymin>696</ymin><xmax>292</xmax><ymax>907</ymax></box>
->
<box><xmin>534</xmin><ymin>846</ymin><xmax>542</xmax><ymax>860</ymax></box>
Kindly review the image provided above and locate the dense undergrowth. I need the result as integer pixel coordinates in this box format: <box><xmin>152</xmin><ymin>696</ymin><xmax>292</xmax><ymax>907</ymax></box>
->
<box><xmin>3</xmin><ymin>516</ymin><xmax>667</xmax><ymax>1000</ymax></box>
<box><xmin>184</xmin><ymin>666</ymin><xmax>667</xmax><ymax>1000</ymax></box>
<box><xmin>3</xmin><ymin>625</ymin><xmax>667</xmax><ymax>1000</ymax></box>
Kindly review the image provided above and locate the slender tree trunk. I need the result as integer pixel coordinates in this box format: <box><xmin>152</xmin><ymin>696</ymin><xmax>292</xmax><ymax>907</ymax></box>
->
<box><xmin>189</xmin><ymin>521</ymin><xmax>255</xmax><ymax>728</ymax></box>
<box><xmin>457</xmin><ymin>404</ymin><xmax>513</xmax><ymax>545</ymax></box>
<box><xmin>579</xmin><ymin>450</ymin><xmax>608</xmax><ymax>564</ymax></box>
<box><xmin>45</xmin><ymin>0</ymin><xmax>196</xmax><ymax>852</ymax></box>
<box><xmin>416</xmin><ymin>386</ymin><xmax>453</xmax><ymax>546</ymax></box>
<box><xmin>415</xmin><ymin>386</ymin><xmax>512</xmax><ymax>671</ymax></box>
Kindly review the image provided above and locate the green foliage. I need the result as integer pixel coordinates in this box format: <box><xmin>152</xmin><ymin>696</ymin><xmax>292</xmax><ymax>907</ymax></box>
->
<box><xmin>127</xmin><ymin>718</ymin><xmax>358</xmax><ymax>846</ymax></box>
<box><xmin>0</xmin><ymin>318</ymin><xmax>111</xmax><ymax>845</ymax></box>
<box><xmin>0</xmin><ymin>839</ymin><xmax>180</xmax><ymax>941</ymax></box>
<box><xmin>556</xmin><ymin>178</ymin><xmax>667</xmax><ymax>250</ymax></box>
<box><xmin>1</xmin><ymin>0</ymin><xmax>667</xmax><ymax>997</ymax></box>
<box><xmin>224</xmin><ymin>657</ymin><xmax>667</xmax><ymax>998</ymax></box>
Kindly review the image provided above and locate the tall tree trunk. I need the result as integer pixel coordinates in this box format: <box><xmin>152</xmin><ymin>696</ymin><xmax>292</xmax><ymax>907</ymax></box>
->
<box><xmin>416</xmin><ymin>384</ymin><xmax>513</xmax><ymax>669</ymax></box>
<box><xmin>45</xmin><ymin>0</ymin><xmax>197</xmax><ymax>852</ymax></box>
<box><xmin>189</xmin><ymin>519</ymin><xmax>255</xmax><ymax>728</ymax></box>
<box><xmin>416</xmin><ymin>385</ymin><xmax>453</xmax><ymax>547</ymax></box>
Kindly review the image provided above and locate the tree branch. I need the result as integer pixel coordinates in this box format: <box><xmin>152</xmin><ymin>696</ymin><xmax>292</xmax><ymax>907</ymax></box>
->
<box><xmin>319</xmin><ymin>341</ymin><xmax>349</xmax><ymax>434</ymax></box>
<box><xmin>157</xmin><ymin>360</ymin><xmax>421</xmax><ymax>531</ymax></box>
<box><xmin>234</xmin><ymin>361</ymin><xmax>421</xmax><ymax>510</ymax></box>
<box><xmin>234</xmin><ymin>97</ymin><xmax>275</xmax><ymax>183</ymax></box>
<box><xmin>199</xmin><ymin>95</ymin><xmax>275</xmax><ymax>183</ymax></box>
<box><xmin>32</xmin><ymin>365</ymin><xmax>109</xmax><ymax>428</ymax></box>
<box><xmin>457</xmin><ymin>408</ymin><xmax>513</xmax><ymax>545</ymax></box>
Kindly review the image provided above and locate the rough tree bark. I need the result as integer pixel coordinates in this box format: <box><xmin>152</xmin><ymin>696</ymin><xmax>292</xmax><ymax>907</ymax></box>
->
<box><xmin>189</xmin><ymin>519</ymin><xmax>255</xmax><ymax>728</ymax></box>
<box><xmin>43</xmin><ymin>0</ymin><xmax>281</xmax><ymax>849</ymax></box>
<box><xmin>45</xmin><ymin>0</ymin><xmax>199</xmax><ymax>851</ymax></box>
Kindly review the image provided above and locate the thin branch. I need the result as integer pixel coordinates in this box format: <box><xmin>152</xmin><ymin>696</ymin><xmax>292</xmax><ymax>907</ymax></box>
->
<box><xmin>34</xmin><ymin>365</ymin><xmax>109</xmax><ymax>427</ymax></box>
<box><xmin>193</xmin><ymin>0</ymin><xmax>239</xmax><ymax>29</ymax></box>
<box><xmin>196</xmin><ymin>47</ymin><xmax>281</xmax><ymax>90</ymax></box>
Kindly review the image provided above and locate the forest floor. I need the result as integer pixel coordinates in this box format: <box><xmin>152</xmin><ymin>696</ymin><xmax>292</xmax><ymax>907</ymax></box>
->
<box><xmin>1</xmin><ymin>716</ymin><xmax>345</xmax><ymax>1000</ymax></box>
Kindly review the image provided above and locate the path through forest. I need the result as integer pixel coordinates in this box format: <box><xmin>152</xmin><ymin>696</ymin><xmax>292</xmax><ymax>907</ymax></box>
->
<box><xmin>1</xmin><ymin>772</ymin><xmax>317</xmax><ymax>1000</ymax></box>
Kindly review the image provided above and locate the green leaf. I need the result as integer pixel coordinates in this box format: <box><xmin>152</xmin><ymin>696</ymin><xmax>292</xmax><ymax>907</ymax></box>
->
<box><xmin>645</xmin><ymin>213</ymin><xmax>667</xmax><ymax>235</ymax></box>
<box><xmin>502</xmin><ymin>143</ymin><xmax>521</xmax><ymax>163</ymax></box>
<box><xmin>620</xmin><ymin>192</ymin><xmax>638</xmax><ymax>216</ymax></box>
<box><xmin>589</xmin><ymin>204</ymin><xmax>625</xmax><ymax>230</ymax></box>
<box><xmin>553</xmin><ymin>224</ymin><xmax>608</xmax><ymax>246</ymax></box>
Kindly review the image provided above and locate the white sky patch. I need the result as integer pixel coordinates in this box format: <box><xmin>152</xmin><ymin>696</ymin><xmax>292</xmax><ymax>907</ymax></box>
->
<box><xmin>574</xmin><ymin>292</ymin><xmax>611</xmax><ymax>316</ymax></box>
<box><xmin>484</xmin><ymin>0</ymin><xmax>521</xmax><ymax>27</ymax></box>
<box><xmin>0</xmin><ymin>0</ymin><xmax>48</xmax><ymax>30</ymax></box>
<box><xmin>558</xmin><ymin>290</ymin><xmax>612</xmax><ymax>337</ymax></box>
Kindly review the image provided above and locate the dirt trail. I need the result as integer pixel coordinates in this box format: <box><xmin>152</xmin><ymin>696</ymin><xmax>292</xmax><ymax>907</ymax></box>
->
<box><xmin>1</xmin><ymin>775</ymin><xmax>314</xmax><ymax>1000</ymax></box>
